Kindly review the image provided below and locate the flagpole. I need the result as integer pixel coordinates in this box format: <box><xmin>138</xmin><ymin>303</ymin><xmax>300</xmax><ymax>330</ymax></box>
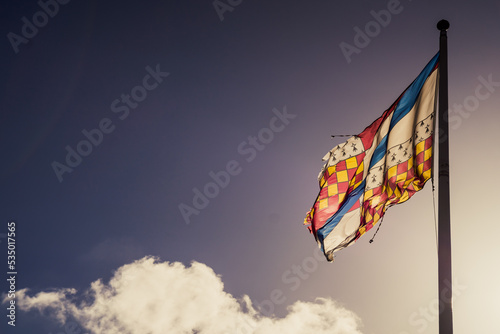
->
<box><xmin>437</xmin><ymin>19</ymin><xmax>453</xmax><ymax>334</ymax></box>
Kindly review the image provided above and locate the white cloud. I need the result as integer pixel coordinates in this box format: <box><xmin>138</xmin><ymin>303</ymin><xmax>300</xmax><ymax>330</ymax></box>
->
<box><xmin>15</xmin><ymin>288</ymin><xmax>77</xmax><ymax>324</ymax></box>
<box><xmin>8</xmin><ymin>257</ymin><xmax>363</xmax><ymax>334</ymax></box>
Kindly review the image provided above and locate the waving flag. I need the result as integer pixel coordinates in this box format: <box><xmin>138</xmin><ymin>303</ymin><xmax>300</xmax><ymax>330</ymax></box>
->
<box><xmin>304</xmin><ymin>53</ymin><xmax>439</xmax><ymax>261</ymax></box>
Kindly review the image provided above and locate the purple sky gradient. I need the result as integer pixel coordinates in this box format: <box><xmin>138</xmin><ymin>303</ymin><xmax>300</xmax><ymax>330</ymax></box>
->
<box><xmin>1</xmin><ymin>0</ymin><xmax>500</xmax><ymax>333</ymax></box>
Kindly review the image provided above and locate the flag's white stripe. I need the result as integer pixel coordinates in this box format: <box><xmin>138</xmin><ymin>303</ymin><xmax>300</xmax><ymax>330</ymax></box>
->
<box><xmin>323</xmin><ymin>206</ymin><xmax>361</xmax><ymax>253</ymax></box>
<box><xmin>363</xmin><ymin>68</ymin><xmax>439</xmax><ymax>176</ymax></box>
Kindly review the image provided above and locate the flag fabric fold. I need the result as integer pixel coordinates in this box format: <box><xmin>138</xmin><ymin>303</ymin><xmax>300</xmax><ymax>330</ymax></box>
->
<box><xmin>304</xmin><ymin>53</ymin><xmax>439</xmax><ymax>261</ymax></box>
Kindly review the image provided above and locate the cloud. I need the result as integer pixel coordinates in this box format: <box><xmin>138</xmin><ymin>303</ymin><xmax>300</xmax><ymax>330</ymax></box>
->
<box><xmin>8</xmin><ymin>257</ymin><xmax>363</xmax><ymax>334</ymax></box>
<box><xmin>15</xmin><ymin>288</ymin><xmax>77</xmax><ymax>324</ymax></box>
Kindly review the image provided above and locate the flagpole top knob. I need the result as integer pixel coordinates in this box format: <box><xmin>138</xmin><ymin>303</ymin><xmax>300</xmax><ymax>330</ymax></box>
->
<box><xmin>437</xmin><ymin>20</ymin><xmax>450</xmax><ymax>31</ymax></box>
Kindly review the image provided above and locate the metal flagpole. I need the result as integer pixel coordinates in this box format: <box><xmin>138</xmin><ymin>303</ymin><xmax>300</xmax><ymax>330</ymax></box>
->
<box><xmin>437</xmin><ymin>19</ymin><xmax>453</xmax><ymax>334</ymax></box>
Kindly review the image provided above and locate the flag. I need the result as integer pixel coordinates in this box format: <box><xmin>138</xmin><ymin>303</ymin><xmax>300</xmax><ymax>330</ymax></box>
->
<box><xmin>304</xmin><ymin>53</ymin><xmax>439</xmax><ymax>262</ymax></box>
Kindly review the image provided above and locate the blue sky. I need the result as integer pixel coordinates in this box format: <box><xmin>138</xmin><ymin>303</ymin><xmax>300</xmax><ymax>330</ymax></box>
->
<box><xmin>1</xmin><ymin>0</ymin><xmax>500</xmax><ymax>333</ymax></box>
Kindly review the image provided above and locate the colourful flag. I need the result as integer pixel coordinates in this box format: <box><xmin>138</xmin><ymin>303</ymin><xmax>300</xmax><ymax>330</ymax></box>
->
<box><xmin>304</xmin><ymin>53</ymin><xmax>439</xmax><ymax>261</ymax></box>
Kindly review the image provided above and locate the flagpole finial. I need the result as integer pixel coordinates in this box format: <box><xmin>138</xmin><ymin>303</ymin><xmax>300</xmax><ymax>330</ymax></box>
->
<box><xmin>437</xmin><ymin>20</ymin><xmax>450</xmax><ymax>31</ymax></box>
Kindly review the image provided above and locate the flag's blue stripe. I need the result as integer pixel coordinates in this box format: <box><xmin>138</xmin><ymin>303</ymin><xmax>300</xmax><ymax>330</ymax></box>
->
<box><xmin>367</xmin><ymin>52</ymin><xmax>439</xmax><ymax>170</ymax></box>
<box><xmin>317</xmin><ymin>179</ymin><xmax>366</xmax><ymax>245</ymax></box>
<box><xmin>368</xmin><ymin>135</ymin><xmax>388</xmax><ymax>169</ymax></box>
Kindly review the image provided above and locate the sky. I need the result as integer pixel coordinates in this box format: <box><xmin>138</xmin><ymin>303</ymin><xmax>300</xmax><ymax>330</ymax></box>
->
<box><xmin>1</xmin><ymin>0</ymin><xmax>500</xmax><ymax>333</ymax></box>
